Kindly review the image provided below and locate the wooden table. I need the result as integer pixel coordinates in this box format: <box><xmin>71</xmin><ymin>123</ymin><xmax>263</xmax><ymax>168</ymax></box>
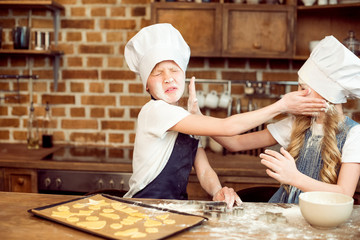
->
<box><xmin>0</xmin><ymin>191</ymin><xmax>359</xmax><ymax>240</ymax></box>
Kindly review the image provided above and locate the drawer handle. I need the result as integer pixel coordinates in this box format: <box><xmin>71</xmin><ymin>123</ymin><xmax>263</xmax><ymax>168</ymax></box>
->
<box><xmin>253</xmin><ymin>42</ymin><xmax>261</xmax><ymax>49</ymax></box>
<box><xmin>17</xmin><ymin>177</ymin><xmax>25</xmax><ymax>185</ymax></box>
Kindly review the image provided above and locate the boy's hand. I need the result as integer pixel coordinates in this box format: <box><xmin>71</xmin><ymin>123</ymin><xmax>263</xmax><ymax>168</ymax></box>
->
<box><xmin>279</xmin><ymin>89</ymin><xmax>327</xmax><ymax>116</ymax></box>
<box><xmin>187</xmin><ymin>76</ymin><xmax>202</xmax><ymax>115</ymax></box>
<box><xmin>213</xmin><ymin>186</ymin><xmax>242</xmax><ymax>209</ymax></box>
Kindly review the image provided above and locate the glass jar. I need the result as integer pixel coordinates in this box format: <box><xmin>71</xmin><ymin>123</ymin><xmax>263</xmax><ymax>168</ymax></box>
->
<box><xmin>27</xmin><ymin>102</ymin><xmax>39</xmax><ymax>149</ymax></box>
<box><xmin>343</xmin><ymin>30</ymin><xmax>360</xmax><ymax>57</ymax></box>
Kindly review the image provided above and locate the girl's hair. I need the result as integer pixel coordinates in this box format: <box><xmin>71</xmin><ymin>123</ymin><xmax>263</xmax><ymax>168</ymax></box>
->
<box><xmin>287</xmin><ymin>104</ymin><xmax>342</xmax><ymax>187</ymax></box>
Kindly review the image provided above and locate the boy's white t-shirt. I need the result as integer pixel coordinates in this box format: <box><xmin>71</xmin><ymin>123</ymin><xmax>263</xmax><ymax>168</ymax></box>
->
<box><xmin>267</xmin><ymin>116</ymin><xmax>360</xmax><ymax>163</ymax></box>
<box><xmin>124</xmin><ymin>100</ymin><xmax>190</xmax><ymax>198</ymax></box>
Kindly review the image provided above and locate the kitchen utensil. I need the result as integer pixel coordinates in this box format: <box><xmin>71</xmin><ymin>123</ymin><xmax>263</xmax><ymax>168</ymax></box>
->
<box><xmin>343</xmin><ymin>30</ymin><xmax>360</xmax><ymax>56</ymax></box>
<box><xmin>301</xmin><ymin>0</ymin><xmax>316</xmax><ymax>5</ymax></box>
<box><xmin>196</xmin><ymin>90</ymin><xmax>206</xmax><ymax>108</ymax></box>
<box><xmin>236</xmin><ymin>98</ymin><xmax>242</xmax><ymax>114</ymax></box>
<box><xmin>218</xmin><ymin>91</ymin><xmax>232</xmax><ymax>109</ymax></box>
<box><xmin>299</xmin><ymin>191</ymin><xmax>354</xmax><ymax>229</ymax></box>
<box><xmin>35</xmin><ymin>31</ymin><xmax>45</xmax><ymax>50</ymax></box>
<box><xmin>204</xmin><ymin>90</ymin><xmax>219</xmax><ymax>109</ymax></box>
<box><xmin>13</xmin><ymin>26</ymin><xmax>30</xmax><ymax>49</ymax></box>
<box><xmin>318</xmin><ymin>0</ymin><xmax>327</xmax><ymax>5</ymax></box>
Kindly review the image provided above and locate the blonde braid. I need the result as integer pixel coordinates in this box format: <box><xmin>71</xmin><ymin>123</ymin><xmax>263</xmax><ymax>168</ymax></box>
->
<box><xmin>320</xmin><ymin>105</ymin><xmax>341</xmax><ymax>184</ymax></box>
<box><xmin>283</xmin><ymin>115</ymin><xmax>311</xmax><ymax>192</ymax></box>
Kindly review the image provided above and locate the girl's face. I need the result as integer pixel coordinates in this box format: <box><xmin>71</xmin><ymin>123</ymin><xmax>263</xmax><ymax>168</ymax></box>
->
<box><xmin>146</xmin><ymin>60</ymin><xmax>185</xmax><ymax>105</ymax></box>
<box><xmin>298</xmin><ymin>80</ymin><xmax>323</xmax><ymax>100</ymax></box>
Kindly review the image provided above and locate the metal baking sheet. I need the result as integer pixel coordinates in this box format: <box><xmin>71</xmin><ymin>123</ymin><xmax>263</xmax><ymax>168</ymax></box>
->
<box><xmin>29</xmin><ymin>194</ymin><xmax>207</xmax><ymax>240</ymax></box>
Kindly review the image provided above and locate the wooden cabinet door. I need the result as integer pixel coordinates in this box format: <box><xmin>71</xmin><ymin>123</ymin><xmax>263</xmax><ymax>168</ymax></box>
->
<box><xmin>151</xmin><ymin>2</ymin><xmax>222</xmax><ymax>57</ymax></box>
<box><xmin>4</xmin><ymin>168</ymin><xmax>38</xmax><ymax>193</ymax></box>
<box><xmin>222</xmin><ymin>5</ymin><xmax>295</xmax><ymax>58</ymax></box>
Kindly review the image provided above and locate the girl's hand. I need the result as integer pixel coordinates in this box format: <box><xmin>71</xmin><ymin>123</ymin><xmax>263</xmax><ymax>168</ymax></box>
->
<box><xmin>213</xmin><ymin>186</ymin><xmax>242</xmax><ymax>209</ymax></box>
<box><xmin>259</xmin><ymin>147</ymin><xmax>299</xmax><ymax>186</ymax></box>
<box><xmin>187</xmin><ymin>76</ymin><xmax>202</xmax><ymax>115</ymax></box>
<box><xmin>279</xmin><ymin>89</ymin><xmax>326</xmax><ymax>116</ymax></box>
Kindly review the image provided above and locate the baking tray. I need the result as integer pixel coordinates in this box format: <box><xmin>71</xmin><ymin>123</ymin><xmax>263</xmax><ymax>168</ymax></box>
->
<box><xmin>29</xmin><ymin>194</ymin><xmax>207</xmax><ymax>240</ymax></box>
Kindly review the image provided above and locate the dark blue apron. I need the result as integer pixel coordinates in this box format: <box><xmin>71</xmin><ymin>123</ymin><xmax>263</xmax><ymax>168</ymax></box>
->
<box><xmin>133</xmin><ymin>132</ymin><xmax>199</xmax><ymax>200</ymax></box>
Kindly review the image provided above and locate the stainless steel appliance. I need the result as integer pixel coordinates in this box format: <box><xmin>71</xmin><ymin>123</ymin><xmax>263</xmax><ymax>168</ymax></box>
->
<box><xmin>38</xmin><ymin>146</ymin><xmax>133</xmax><ymax>196</ymax></box>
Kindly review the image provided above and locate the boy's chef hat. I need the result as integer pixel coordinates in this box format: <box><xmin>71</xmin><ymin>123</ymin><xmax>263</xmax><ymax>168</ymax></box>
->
<box><xmin>124</xmin><ymin>23</ymin><xmax>190</xmax><ymax>88</ymax></box>
<box><xmin>298</xmin><ymin>35</ymin><xmax>360</xmax><ymax>104</ymax></box>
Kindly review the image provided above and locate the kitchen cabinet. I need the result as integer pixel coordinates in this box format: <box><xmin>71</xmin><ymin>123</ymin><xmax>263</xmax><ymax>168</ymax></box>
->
<box><xmin>151</xmin><ymin>2</ymin><xmax>222</xmax><ymax>57</ymax></box>
<box><xmin>295</xmin><ymin>3</ymin><xmax>360</xmax><ymax>59</ymax></box>
<box><xmin>222</xmin><ymin>4</ymin><xmax>294</xmax><ymax>58</ymax></box>
<box><xmin>0</xmin><ymin>0</ymin><xmax>65</xmax><ymax>91</ymax></box>
<box><xmin>151</xmin><ymin>2</ymin><xmax>360</xmax><ymax>59</ymax></box>
<box><xmin>2</xmin><ymin>168</ymin><xmax>38</xmax><ymax>193</ymax></box>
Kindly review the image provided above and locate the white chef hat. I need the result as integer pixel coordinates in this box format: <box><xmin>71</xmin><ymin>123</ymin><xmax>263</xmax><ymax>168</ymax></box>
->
<box><xmin>124</xmin><ymin>23</ymin><xmax>190</xmax><ymax>89</ymax></box>
<box><xmin>298</xmin><ymin>35</ymin><xmax>360</xmax><ymax>104</ymax></box>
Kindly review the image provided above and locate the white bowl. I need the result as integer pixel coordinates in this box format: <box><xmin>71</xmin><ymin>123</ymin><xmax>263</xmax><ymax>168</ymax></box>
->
<box><xmin>299</xmin><ymin>191</ymin><xmax>354</xmax><ymax>229</ymax></box>
<box><xmin>302</xmin><ymin>0</ymin><xmax>316</xmax><ymax>6</ymax></box>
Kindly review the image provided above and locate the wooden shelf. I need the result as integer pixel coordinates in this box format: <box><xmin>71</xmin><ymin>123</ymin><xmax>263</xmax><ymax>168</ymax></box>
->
<box><xmin>0</xmin><ymin>0</ymin><xmax>64</xmax><ymax>11</ymax></box>
<box><xmin>0</xmin><ymin>49</ymin><xmax>64</xmax><ymax>56</ymax></box>
<box><xmin>297</xmin><ymin>2</ymin><xmax>360</xmax><ymax>10</ymax></box>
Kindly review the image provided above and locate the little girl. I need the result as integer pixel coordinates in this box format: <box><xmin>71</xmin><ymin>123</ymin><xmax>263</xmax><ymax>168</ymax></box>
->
<box><xmin>213</xmin><ymin>35</ymin><xmax>360</xmax><ymax>203</ymax></box>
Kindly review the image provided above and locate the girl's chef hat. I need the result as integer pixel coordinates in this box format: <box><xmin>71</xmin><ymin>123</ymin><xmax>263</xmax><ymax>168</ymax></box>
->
<box><xmin>124</xmin><ymin>23</ymin><xmax>190</xmax><ymax>88</ymax></box>
<box><xmin>298</xmin><ymin>35</ymin><xmax>360</xmax><ymax>104</ymax></box>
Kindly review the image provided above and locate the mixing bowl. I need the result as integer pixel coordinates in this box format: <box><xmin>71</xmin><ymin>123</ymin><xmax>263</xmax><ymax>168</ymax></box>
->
<box><xmin>299</xmin><ymin>191</ymin><xmax>354</xmax><ymax>229</ymax></box>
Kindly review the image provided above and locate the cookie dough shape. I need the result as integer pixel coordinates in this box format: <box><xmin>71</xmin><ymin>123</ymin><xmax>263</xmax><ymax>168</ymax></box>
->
<box><xmin>66</xmin><ymin>217</ymin><xmax>80</xmax><ymax>223</ymax></box>
<box><xmin>163</xmin><ymin>219</ymin><xmax>176</xmax><ymax>225</ymax></box>
<box><xmin>110</xmin><ymin>223</ymin><xmax>123</xmax><ymax>230</ymax></box>
<box><xmin>145</xmin><ymin>227</ymin><xmax>159</xmax><ymax>233</ymax></box>
<box><xmin>57</xmin><ymin>206</ymin><xmax>70</xmax><ymax>212</ymax></box>
<box><xmin>51</xmin><ymin>211</ymin><xmax>74</xmax><ymax>219</ymax></box>
<box><xmin>156</xmin><ymin>214</ymin><xmax>169</xmax><ymax>220</ymax></box>
<box><xmin>99</xmin><ymin>213</ymin><xmax>120</xmax><ymax>220</ymax></box>
<box><xmin>144</xmin><ymin>219</ymin><xmax>162</xmax><ymax>227</ymax></box>
<box><xmin>76</xmin><ymin>221</ymin><xmax>106</xmax><ymax>230</ymax></box>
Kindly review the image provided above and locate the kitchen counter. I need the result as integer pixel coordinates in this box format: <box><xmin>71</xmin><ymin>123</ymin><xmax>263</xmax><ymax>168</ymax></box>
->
<box><xmin>0</xmin><ymin>191</ymin><xmax>359</xmax><ymax>240</ymax></box>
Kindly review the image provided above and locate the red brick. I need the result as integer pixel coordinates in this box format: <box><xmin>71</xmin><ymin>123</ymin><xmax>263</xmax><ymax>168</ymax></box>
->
<box><xmin>87</xmin><ymin>57</ymin><xmax>103</xmax><ymax>67</ymax></box>
<box><xmin>109</xmin><ymin>133</ymin><xmax>124</xmax><ymax>143</ymax></box>
<box><xmin>130</xmin><ymin>108</ymin><xmax>141</xmax><ymax>118</ymax></box>
<box><xmin>110</xmin><ymin>7</ymin><xmax>126</xmax><ymax>17</ymax></box>
<box><xmin>89</xmin><ymin>82</ymin><xmax>104</xmax><ymax>93</ymax></box>
<box><xmin>0</xmin><ymin>18</ymin><xmax>15</xmax><ymax>28</ymax></box>
<box><xmin>101</xmin><ymin>70</ymin><xmax>135</xmax><ymax>80</ymax></box>
<box><xmin>82</xmin><ymin>0</ymin><xmax>116</xmax><ymax>3</ymax></box>
<box><xmin>52</xmin><ymin>107</ymin><xmax>66</xmax><ymax>117</ymax></box>
<box><xmin>228</xmin><ymin>58</ymin><xmax>247</xmax><ymax>68</ymax></box>
<box><xmin>109</xmin><ymin>83</ymin><xmax>124</xmax><ymax>93</ymax></box>
<box><xmin>70</xmin><ymin>82</ymin><xmax>84</xmax><ymax>92</ymax></box>
<box><xmin>63</xmin><ymin>70</ymin><xmax>98</xmax><ymax>79</ymax></box>
<box><xmin>13</xmin><ymin>131</ymin><xmax>26</xmax><ymax>140</ymax></box>
<box><xmin>209</xmin><ymin>58</ymin><xmax>226</xmax><ymax>68</ymax></box>
<box><xmin>221</xmin><ymin>71</ymin><xmax>257</xmax><ymax>81</ymax></box>
<box><xmin>269</xmin><ymin>59</ymin><xmax>290</xmax><ymax>70</ymax></box>
<box><xmin>186</xmin><ymin>71</ymin><xmax>217</xmax><ymax>80</ymax></box>
<box><xmin>90</xmin><ymin>108</ymin><xmax>105</xmax><ymax>118</ymax></box>
<box><xmin>0</xmin><ymin>82</ymin><xmax>10</xmax><ymax>91</ymax></box>
<box><xmin>62</xmin><ymin>119</ymin><xmax>98</xmax><ymax>129</ymax></box>
<box><xmin>10</xmin><ymin>57</ymin><xmax>26</xmax><ymax>67</ymax></box>
<box><xmin>42</xmin><ymin>95</ymin><xmax>75</xmax><ymax>104</ymax></box>
<box><xmin>120</xmin><ymin>96</ymin><xmax>149</xmax><ymax>106</ymax></box>
<box><xmin>51</xmin><ymin>82</ymin><xmax>66</xmax><ymax>92</ymax></box>
<box><xmin>107</xmin><ymin>57</ymin><xmax>123</xmax><ymax>67</ymax></box>
<box><xmin>66</xmin><ymin>32</ymin><xmax>82</xmax><ymax>41</ymax></box>
<box><xmin>57</xmin><ymin>44</ymin><xmax>74</xmax><ymax>54</ymax></box>
<box><xmin>0</xmin><ymin>130</ymin><xmax>9</xmax><ymax>140</ymax></box>
<box><xmin>263</xmin><ymin>72</ymin><xmax>298</xmax><ymax>82</ymax></box>
<box><xmin>79</xmin><ymin>45</ymin><xmax>113</xmax><ymax>54</ymax></box>
<box><xmin>129</xmin><ymin>133</ymin><xmax>136</xmax><ymax>144</ymax></box>
<box><xmin>99</xmin><ymin>19</ymin><xmax>136</xmax><ymax>30</ymax></box>
<box><xmin>67</xmin><ymin>57</ymin><xmax>83</xmax><ymax>67</ymax></box>
<box><xmin>71</xmin><ymin>108</ymin><xmax>85</xmax><ymax>117</ymax></box>
<box><xmin>132</xmin><ymin>7</ymin><xmax>146</xmax><ymax>17</ymax></box>
<box><xmin>122</xmin><ymin>0</ymin><xmax>149</xmax><ymax>4</ymax></box>
<box><xmin>5</xmin><ymin>94</ymin><xmax>30</xmax><ymax>104</ymax></box>
<box><xmin>32</xmin><ymin>70</ymin><xmax>54</xmax><ymax>80</ymax></box>
<box><xmin>91</xmin><ymin>7</ymin><xmax>106</xmax><ymax>17</ymax></box>
<box><xmin>108</xmin><ymin>108</ymin><xmax>124</xmax><ymax>118</ymax></box>
<box><xmin>71</xmin><ymin>7</ymin><xmax>86</xmax><ymax>17</ymax></box>
<box><xmin>129</xmin><ymin>84</ymin><xmax>143</xmax><ymax>93</ymax></box>
<box><xmin>70</xmin><ymin>132</ymin><xmax>105</xmax><ymax>143</ymax></box>
<box><xmin>32</xmin><ymin>19</ymin><xmax>53</xmax><ymax>28</ymax></box>
<box><xmin>0</xmin><ymin>106</ymin><xmax>8</xmax><ymax>115</ymax></box>
<box><xmin>106</xmin><ymin>32</ymin><xmax>123</xmax><ymax>42</ymax></box>
<box><xmin>32</xmin><ymin>82</ymin><xmax>47</xmax><ymax>92</ymax></box>
<box><xmin>0</xmin><ymin>118</ymin><xmax>19</xmax><ymax>127</ymax></box>
<box><xmin>54</xmin><ymin>131</ymin><xmax>65</xmax><ymax>141</ymax></box>
<box><xmin>101</xmin><ymin>120</ymin><xmax>135</xmax><ymax>130</ymax></box>
<box><xmin>61</xmin><ymin>20</ymin><xmax>95</xmax><ymax>29</ymax></box>
<box><xmin>12</xmin><ymin>106</ymin><xmax>27</xmax><ymax>116</ymax></box>
<box><xmin>86</xmin><ymin>32</ymin><xmax>102</xmax><ymax>42</ymax></box>
<box><xmin>81</xmin><ymin>96</ymin><xmax>116</xmax><ymax>106</ymax></box>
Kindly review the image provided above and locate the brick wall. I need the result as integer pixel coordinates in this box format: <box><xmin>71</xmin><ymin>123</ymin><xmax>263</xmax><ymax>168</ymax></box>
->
<box><xmin>0</xmin><ymin>1</ymin><xmax>359</xmax><ymax>146</ymax></box>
